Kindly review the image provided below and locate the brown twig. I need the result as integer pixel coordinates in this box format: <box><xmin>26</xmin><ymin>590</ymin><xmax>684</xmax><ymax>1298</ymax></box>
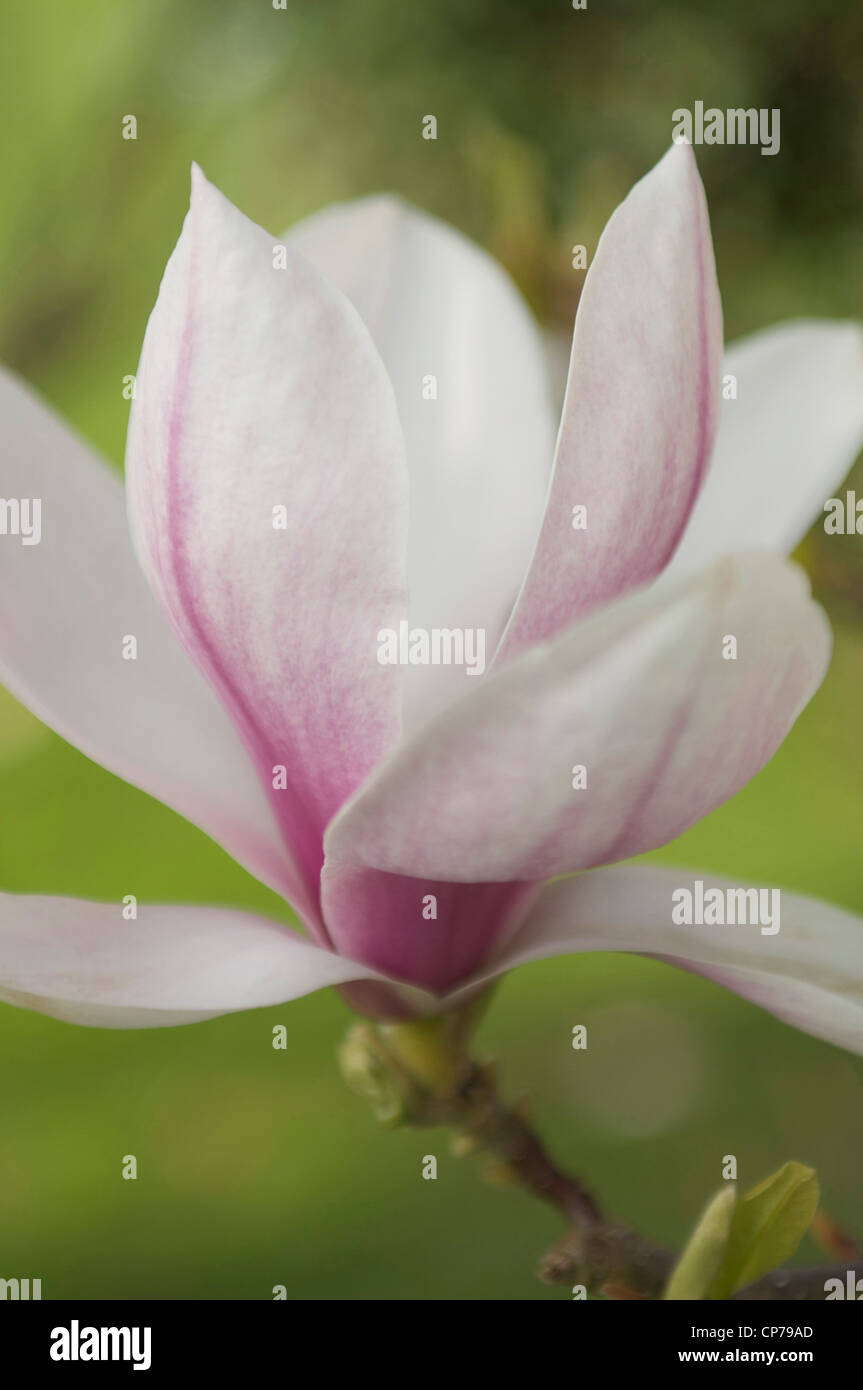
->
<box><xmin>340</xmin><ymin>1018</ymin><xmax>859</xmax><ymax>1301</ymax></box>
<box><xmin>447</xmin><ymin>1061</ymin><xmax>602</xmax><ymax>1227</ymax></box>
<box><xmin>451</xmin><ymin>1065</ymin><xmax>858</xmax><ymax>1301</ymax></box>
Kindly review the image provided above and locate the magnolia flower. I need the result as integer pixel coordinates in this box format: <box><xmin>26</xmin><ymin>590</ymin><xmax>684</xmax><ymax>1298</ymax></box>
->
<box><xmin>2</xmin><ymin>145</ymin><xmax>863</xmax><ymax>1050</ymax></box>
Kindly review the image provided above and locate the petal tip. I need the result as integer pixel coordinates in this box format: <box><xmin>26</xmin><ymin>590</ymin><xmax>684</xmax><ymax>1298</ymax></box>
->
<box><xmin>189</xmin><ymin>160</ymin><xmax>208</xmax><ymax>199</ymax></box>
<box><xmin>656</xmin><ymin>140</ymin><xmax>706</xmax><ymax>207</ymax></box>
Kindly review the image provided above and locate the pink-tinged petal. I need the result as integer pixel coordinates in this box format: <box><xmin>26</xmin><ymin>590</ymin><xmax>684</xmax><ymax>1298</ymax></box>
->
<box><xmin>500</xmin><ymin>143</ymin><xmax>722</xmax><ymax>660</ymax></box>
<box><xmin>670</xmin><ymin>320</ymin><xmax>863</xmax><ymax>576</ymax></box>
<box><xmin>324</xmin><ymin>554</ymin><xmax>829</xmax><ymax>884</ymax></box>
<box><xmin>0</xmin><ymin>368</ymin><xmax>309</xmax><ymax>916</ymax></box>
<box><xmin>320</xmin><ymin>863</ymin><xmax>538</xmax><ymax>993</ymax></box>
<box><xmin>0</xmin><ymin>893</ymin><xmax>383</xmax><ymax>1029</ymax></box>
<box><xmin>466</xmin><ymin>865</ymin><xmax>863</xmax><ymax>1057</ymax></box>
<box><xmin>125</xmin><ymin>168</ymin><xmax>409</xmax><ymax>901</ymax></box>
<box><xmin>286</xmin><ymin>195</ymin><xmax>555</xmax><ymax>727</ymax></box>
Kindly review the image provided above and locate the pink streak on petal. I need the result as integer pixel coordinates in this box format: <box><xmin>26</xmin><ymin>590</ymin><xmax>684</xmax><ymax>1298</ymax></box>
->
<box><xmin>126</xmin><ymin>168</ymin><xmax>410</xmax><ymax>935</ymax></box>
<box><xmin>499</xmin><ymin>143</ymin><xmax>723</xmax><ymax>660</ymax></box>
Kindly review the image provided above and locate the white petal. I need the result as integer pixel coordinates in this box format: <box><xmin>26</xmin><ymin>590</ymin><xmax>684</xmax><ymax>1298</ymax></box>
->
<box><xmin>468</xmin><ymin>865</ymin><xmax>863</xmax><ymax>1056</ymax></box>
<box><xmin>500</xmin><ymin>143</ymin><xmax>723</xmax><ymax>657</ymax></box>
<box><xmin>670</xmin><ymin>320</ymin><xmax>863</xmax><ymax>575</ymax></box>
<box><xmin>324</xmin><ymin>553</ymin><xmax>829</xmax><ymax>883</ymax></box>
<box><xmin>0</xmin><ymin>893</ymin><xmax>380</xmax><ymax>1028</ymax></box>
<box><xmin>286</xmin><ymin>194</ymin><xmax>556</xmax><ymax>727</ymax></box>
<box><xmin>125</xmin><ymin>168</ymin><xmax>409</xmax><ymax>904</ymax></box>
<box><xmin>0</xmin><ymin>368</ymin><xmax>306</xmax><ymax>912</ymax></box>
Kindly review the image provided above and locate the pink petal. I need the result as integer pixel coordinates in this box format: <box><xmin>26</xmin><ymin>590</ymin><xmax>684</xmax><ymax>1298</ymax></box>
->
<box><xmin>286</xmin><ymin>194</ymin><xmax>556</xmax><ymax>728</ymax></box>
<box><xmin>0</xmin><ymin>368</ymin><xmax>308</xmax><ymax>915</ymax></box>
<box><xmin>125</xmin><ymin>168</ymin><xmax>409</xmax><ymax>903</ymax></box>
<box><xmin>469</xmin><ymin>865</ymin><xmax>863</xmax><ymax>1056</ymax></box>
<box><xmin>0</xmin><ymin>893</ymin><xmax>382</xmax><ymax>1028</ymax></box>
<box><xmin>500</xmin><ymin>143</ymin><xmax>722</xmax><ymax>659</ymax></box>
<box><xmin>324</xmin><ymin>554</ymin><xmax>829</xmax><ymax>884</ymax></box>
<box><xmin>320</xmin><ymin>863</ymin><xmax>538</xmax><ymax>992</ymax></box>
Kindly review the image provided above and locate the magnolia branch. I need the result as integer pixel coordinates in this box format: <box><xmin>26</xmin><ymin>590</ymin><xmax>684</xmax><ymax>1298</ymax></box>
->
<box><xmin>339</xmin><ymin>1014</ymin><xmax>859</xmax><ymax>1302</ymax></box>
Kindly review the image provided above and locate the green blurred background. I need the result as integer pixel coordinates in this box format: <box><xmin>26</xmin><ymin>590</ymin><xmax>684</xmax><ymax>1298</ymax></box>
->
<box><xmin>1</xmin><ymin>0</ymin><xmax>862</xmax><ymax>1300</ymax></box>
